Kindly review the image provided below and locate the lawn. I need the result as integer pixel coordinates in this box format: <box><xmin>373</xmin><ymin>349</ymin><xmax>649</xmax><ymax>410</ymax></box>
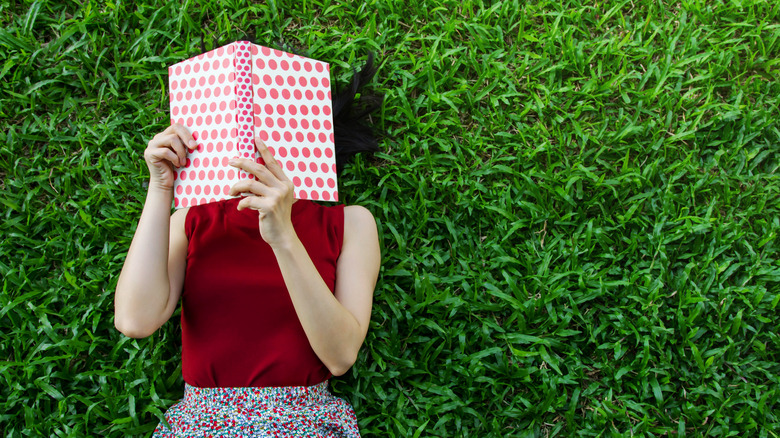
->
<box><xmin>1</xmin><ymin>0</ymin><xmax>779</xmax><ymax>436</ymax></box>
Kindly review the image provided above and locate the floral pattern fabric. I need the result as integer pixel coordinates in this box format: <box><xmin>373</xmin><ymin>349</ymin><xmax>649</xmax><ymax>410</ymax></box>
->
<box><xmin>152</xmin><ymin>381</ymin><xmax>360</xmax><ymax>437</ymax></box>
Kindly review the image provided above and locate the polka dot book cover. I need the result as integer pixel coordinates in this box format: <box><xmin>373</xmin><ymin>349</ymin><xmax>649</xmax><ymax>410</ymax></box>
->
<box><xmin>168</xmin><ymin>41</ymin><xmax>338</xmax><ymax>208</ymax></box>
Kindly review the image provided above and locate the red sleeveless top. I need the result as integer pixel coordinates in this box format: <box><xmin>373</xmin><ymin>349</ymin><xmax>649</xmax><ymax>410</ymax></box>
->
<box><xmin>181</xmin><ymin>197</ymin><xmax>344</xmax><ymax>388</ymax></box>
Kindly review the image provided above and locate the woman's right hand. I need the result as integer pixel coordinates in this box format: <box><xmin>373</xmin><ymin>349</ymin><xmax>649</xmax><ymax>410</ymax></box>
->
<box><xmin>144</xmin><ymin>123</ymin><xmax>198</xmax><ymax>191</ymax></box>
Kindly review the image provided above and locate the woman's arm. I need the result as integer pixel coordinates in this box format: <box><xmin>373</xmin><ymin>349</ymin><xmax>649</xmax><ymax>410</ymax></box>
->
<box><xmin>272</xmin><ymin>206</ymin><xmax>379</xmax><ymax>376</ymax></box>
<box><xmin>114</xmin><ymin>124</ymin><xmax>195</xmax><ymax>338</ymax></box>
<box><xmin>114</xmin><ymin>203</ymin><xmax>189</xmax><ymax>338</ymax></box>
<box><xmin>228</xmin><ymin>138</ymin><xmax>380</xmax><ymax>375</ymax></box>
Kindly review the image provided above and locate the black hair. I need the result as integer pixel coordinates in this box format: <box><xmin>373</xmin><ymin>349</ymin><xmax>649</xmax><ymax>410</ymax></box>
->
<box><xmin>331</xmin><ymin>54</ymin><xmax>384</xmax><ymax>173</ymax></box>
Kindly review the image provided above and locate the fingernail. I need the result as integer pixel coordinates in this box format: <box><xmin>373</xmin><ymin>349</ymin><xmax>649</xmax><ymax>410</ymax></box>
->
<box><xmin>189</xmin><ymin>140</ymin><xmax>197</xmax><ymax>148</ymax></box>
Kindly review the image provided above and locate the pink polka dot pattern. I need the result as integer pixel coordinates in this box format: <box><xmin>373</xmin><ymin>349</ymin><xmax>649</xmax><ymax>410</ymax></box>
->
<box><xmin>168</xmin><ymin>41</ymin><xmax>338</xmax><ymax>207</ymax></box>
<box><xmin>249</xmin><ymin>44</ymin><xmax>337</xmax><ymax>202</ymax></box>
<box><xmin>233</xmin><ymin>43</ymin><xmax>255</xmax><ymax>180</ymax></box>
<box><xmin>169</xmin><ymin>43</ymin><xmax>243</xmax><ymax>208</ymax></box>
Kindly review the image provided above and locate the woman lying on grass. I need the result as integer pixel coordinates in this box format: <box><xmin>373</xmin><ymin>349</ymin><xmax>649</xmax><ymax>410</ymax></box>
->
<box><xmin>114</xmin><ymin>56</ymin><xmax>382</xmax><ymax>437</ymax></box>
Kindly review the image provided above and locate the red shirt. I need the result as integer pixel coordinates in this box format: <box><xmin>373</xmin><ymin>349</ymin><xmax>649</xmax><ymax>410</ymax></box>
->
<box><xmin>181</xmin><ymin>197</ymin><xmax>344</xmax><ymax>388</ymax></box>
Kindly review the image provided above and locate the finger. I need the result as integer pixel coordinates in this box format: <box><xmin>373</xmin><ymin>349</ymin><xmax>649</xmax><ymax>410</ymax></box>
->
<box><xmin>169</xmin><ymin>135</ymin><xmax>187</xmax><ymax>166</ymax></box>
<box><xmin>145</xmin><ymin>146</ymin><xmax>181</xmax><ymax>168</ymax></box>
<box><xmin>170</xmin><ymin>123</ymin><xmax>198</xmax><ymax>151</ymax></box>
<box><xmin>236</xmin><ymin>195</ymin><xmax>273</xmax><ymax>212</ymax></box>
<box><xmin>162</xmin><ymin>149</ymin><xmax>181</xmax><ymax>168</ymax></box>
<box><xmin>161</xmin><ymin>123</ymin><xmax>197</xmax><ymax>150</ymax></box>
<box><xmin>228</xmin><ymin>179</ymin><xmax>273</xmax><ymax>198</ymax></box>
<box><xmin>148</xmin><ymin>134</ymin><xmax>188</xmax><ymax>166</ymax></box>
<box><xmin>255</xmin><ymin>137</ymin><xmax>289</xmax><ymax>182</ymax></box>
<box><xmin>229</xmin><ymin>157</ymin><xmax>282</xmax><ymax>188</ymax></box>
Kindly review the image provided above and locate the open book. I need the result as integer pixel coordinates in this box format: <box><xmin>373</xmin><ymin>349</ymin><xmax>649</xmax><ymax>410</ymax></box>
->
<box><xmin>168</xmin><ymin>41</ymin><xmax>338</xmax><ymax>208</ymax></box>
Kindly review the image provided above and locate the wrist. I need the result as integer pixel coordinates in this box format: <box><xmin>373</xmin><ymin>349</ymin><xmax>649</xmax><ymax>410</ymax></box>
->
<box><xmin>269</xmin><ymin>228</ymin><xmax>302</xmax><ymax>253</ymax></box>
<box><xmin>145</xmin><ymin>183</ymin><xmax>174</xmax><ymax>207</ymax></box>
<box><xmin>147</xmin><ymin>180</ymin><xmax>173</xmax><ymax>196</ymax></box>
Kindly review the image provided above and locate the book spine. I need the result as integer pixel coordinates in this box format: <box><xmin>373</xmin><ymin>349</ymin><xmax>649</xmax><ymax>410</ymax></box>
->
<box><xmin>233</xmin><ymin>41</ymin><xmax>255</xmax><ymax>180</ymax></box>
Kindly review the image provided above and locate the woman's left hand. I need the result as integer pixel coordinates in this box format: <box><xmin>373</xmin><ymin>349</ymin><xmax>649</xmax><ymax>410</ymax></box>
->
<box><xmin>228</xmin><ymin>137</ymin><xmax>296</xmax><ymax>248</ymax></box>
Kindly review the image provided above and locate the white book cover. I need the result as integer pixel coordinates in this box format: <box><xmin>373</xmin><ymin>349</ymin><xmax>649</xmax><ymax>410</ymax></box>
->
<box><xmin>168</xmin><ymin>41</ymin><xmax>338</xmax><ymax>208</ymax></box>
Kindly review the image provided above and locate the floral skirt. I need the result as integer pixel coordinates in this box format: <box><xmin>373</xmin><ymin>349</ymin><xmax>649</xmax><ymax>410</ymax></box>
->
<box><xmin>152</xmin><ymin>381</ymin><xmax>360</xmax><ymax>437</ymax></box>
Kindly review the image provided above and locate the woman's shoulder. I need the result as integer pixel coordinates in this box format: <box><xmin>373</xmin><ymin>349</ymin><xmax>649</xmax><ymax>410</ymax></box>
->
<box><xmin>339</xmin><ymin>205</ymin><xmax>380</xmax><ymax>264</ymax></box>
<box><xmin>171</xmin><ymin>207</ymin><xmax>190</xmax><ymax>223</ymax></box>
<box><xmin>170</xmin><ymin>207</ymin><xmax>190</xmax><ymax>234</ymax></box>
<box><xmin>172</xmin><ymin>207</ymin><xmax>191</xmax><ymax>218</ymax></box>
<box><xmin>343</xmin><ymin>205</ymin><xmax>375</xmax><ymax>224</ymax></box>
<box><xmin>343</xmin><ymin>205</ymin><xmax>377</xmax><ymax>238</ymax></box>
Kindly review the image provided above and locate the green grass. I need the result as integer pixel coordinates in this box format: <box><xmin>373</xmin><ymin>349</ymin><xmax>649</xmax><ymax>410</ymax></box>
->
<box><xmin>1</xmin><ymin>0</ymin><xmax>779</xmax><ymax>436</ymax></box>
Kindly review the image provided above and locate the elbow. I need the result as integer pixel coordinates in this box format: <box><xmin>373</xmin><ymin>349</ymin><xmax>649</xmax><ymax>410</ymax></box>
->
<box><xmin>113</xmin><ymin>290</ymin><xmax>169</xmax><ymax>339</ymax></box>
<box><xmin>327</xmin><ymin>350</ymin><xmax>359</xmax><ymax>377</ymax></box>
<box><xmin>328</xmin><ymin>364</ymin><xmax>351</xmax><ymax>377</ymax></box>
<box><xmin>114</xmin><ymin>315</ymin><xmax>157</xmax><ymax>339</ymax></box>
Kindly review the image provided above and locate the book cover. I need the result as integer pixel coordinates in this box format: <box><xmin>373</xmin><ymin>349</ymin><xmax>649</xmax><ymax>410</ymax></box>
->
<box><xmin>168</xmin><ymin>41</ymin><xmax>338</xmax><ymax>208</ymax></box>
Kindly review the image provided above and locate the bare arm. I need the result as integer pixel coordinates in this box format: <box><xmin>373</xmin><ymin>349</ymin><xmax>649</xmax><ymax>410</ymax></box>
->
<box><xmin>114</xmin><ymin>124</ymin><xmax>196</xmax><ymax>338</ymax></box>
<box><xmin>228</xmin><ymin>138</ymin><xmax>380</xmax><ymax>375</ymax></box>
<box><xmin>114</xmin><ymin>202</ymin><xmax>189</xmax><ymax>338</ymax></box>
<box><xmin>271</xmin><ymin>206</ymin><xmax>379</xmax><ymax>376</ymax></box>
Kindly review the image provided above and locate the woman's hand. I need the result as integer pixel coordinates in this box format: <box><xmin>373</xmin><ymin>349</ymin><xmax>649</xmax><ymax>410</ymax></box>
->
<box><xmin>228</xmin><ymin>137</ymin><xmax>296</xmax><ymax>247</ymax></box>
<box><xmin>144</xmin><ymin>123</ymin><xmax>198</xmax><ymax>191</ymax></box>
